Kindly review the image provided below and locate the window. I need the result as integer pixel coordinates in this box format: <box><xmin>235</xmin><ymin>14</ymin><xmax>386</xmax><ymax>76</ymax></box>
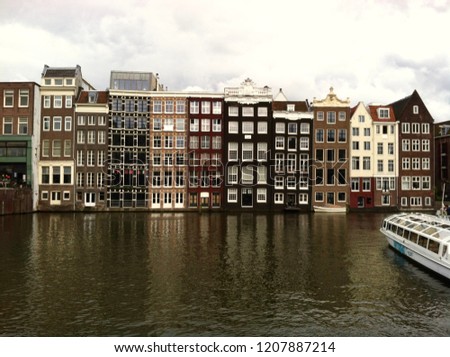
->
<box><xmin>52</xmin><ymin>140</ymin><xmax>61</xmax><ymax>157</ymax></box>
<box><xmin>327</xmin><ymin>112</ymin><xmax>336</xmax><ymax>124</ymax></box>
<box><xmin>165</xmin><ymin>100</ymin><xmax>174</xmax><ymax>113</ymax></box>
<box><xmin>228</xmin><ymin>143</ymin><xmax>238</xmax><ymax>161</ymax></box>
<box><xmin>18</xmin><ymin>117</ymin><xmax>28</xmax><ymax>134</ymax></box>
<box><xmin>228</xmin><ymin>106</ymin><xmax>238</xmax><ymax>116</ymax></box>
<box><xmin>257</xmin><ymin>142</ymin><xmax>267</xmax><ymax>161</ymax></box>
<box><xmin>286</xmin><ymin>153</ymin><xmax>296</xmax><ymax>172</ymax></box>
<box><xmin>65</xmin><ymin>96</ymin><xmax>72</xmax><ymax>108</ymax></box>
<box><xmin>201</xmin><ymin>136</ymin><xmax>210</xmax><ymax>149</ymax></box>
<box><xmin>53</xmin><ymin>117</ymin><xmax>62</xmax><ymax>131</ymax></box>
<box><xmin>242</xmin><ymin>107</ymin><xmax>254</xmax><ymax>117</ymax></box>
<box><xmin>422</xmin><ymin>176</ymin><xmax>431</xmax><ymax>190</ymax></box>
<box><xmin>190</xmin><ymin>101</ymin><xmax>199</xmax><ymax>114</ymax></box>
<box><xmin>351</xmin><ymin>178</ymin><xmax>359</xmax><ymax>191</ymax></box>
<box><xmin>316</xmin><ymin>129</ymin><xmax>324</xmax><ymax>142</ymax></box>
<box><xmin>242</xmin><ymin>143</ymin><xmax>253</xmax><ymax>161</ymax></box>
<box><xmin>275</xmin><ymin>176</ymin><xmax>284</xmax><ymax>189</ymax></box>
<box><xmin>327</xmin><ymin>129</ymin><xmax>335</xmax><ymax>142</ymax></box>
<box><xmin>402</xmin><ymin>123</ymin><xmax>410</xmax><ymax>133</ymax></box>
<box><xmin>98</xmin><ymin>131</ymin><xmax>106</xmax><ymax>144</ymax></box>
<box><xmin>258</xmin><ymin>107</ymin><xmax>268</xmax><ymax>117</ymax></box>
<box><xmin>300</xmin><ymin>137</ymin><xmax>309</xmax><ymax>150</ymax></box>
<box><xmin>338</xmin><ymin>111</ymin><xmax>346</xmax><ymax>121</ymax></box>
<box><xmin>352</xmin><ymin>127</ymin><xmax>359</xmax><ymax>136</ymax></box>
<box><xmin>364</xmin><ymin>128</ymin><xmax>370</xmax><ymax>136</ymax></box>
<box><xmin>153</xmin><ymin>100</ymin><xmax>162</xmax><ymax>113</ymax></box>
<box><xmin>402</xmin><ymin>139</ymin><xmax>410</xmax><ymax>151</ymax></box>
<box><xmin>412</xmin><ymin>139</ymin><xmax>420</xmax><ymax>151</ymax></box>
<box><xmin>54</xmin><ymin>96</ymin><xmax>62</xmax><ymax>108</ymax></box>
<box><xmin>228</xmin><ymin>166</ymin><xmax>238</xmax><ymax>184</ymax></box>
<box><xmin>257</xmin><ymin>188</ymin><xmax>267</xmax><ymax>203</ymax></box>
<box><xmin>19</xmin><ymin>90</ymin><xmax>29</xmax><ymax>107</ymax></box>
<box><xmin>44</xmin><ymin>96</ymin><xmax>51</xmax><ymax>108</ymax></box>
<box><xmin>288</xmin><ymin>137</ymin><xmax>297</xmax><ymax>150</ymax></box>
<box><xmin>388</xmin><ymin>160</ymin><xmax>394</xmax><ymax>172</ymax></box>
<box><xmin>300</xmin><ymin>122</ymin><xmax>310</xmax><ymax>134</ymax></box>
<box><xmin>258</xmin><ymin>121</ymin><xmax>268</xmax><ymax>134</ymax></box>
<box><xmin>228</xmin><ymin>121</ymin><xmax>238</xmax><ymax>133</ymax></box>
<box><xmin>412</xmin><ymin>176</ymin><xmax>420</xmax><ymax>190</ymax></box>
<box><xmin>242</xmin><ymin>121</ymin><xmax>254</xmax><ymax>134</ymax></box>
<box><xmin>422</xmin><ymin>158</ymin><xmax>430</xmax><ymax>170</ymax></box>
<box><xmin>212</xmin><ymin>119</ymin><xmax>221</xmax><ymax>132</ymax></box>
<box><xmin>42</xmin><ymin>140</ymin><xmax>49</xmax><ymax>157</ymax></box>
<box><xmin>401</xmin><ymin>176</ymin><xmax>411</xmax><ymax>190</ymax></box>
<box><xmin>64</xmin><ymin>166</ymin><xmax>71</xmax><ymax>184</ymax></box>
<box><xmin>358</xmin><ymin>115</ymin><xmax>365</xmax><ymax>123</ymax></box>
<box><xmin>3</xmin><ymin>90</ymin><xmax>13</xmax><ymax>107</ymax></box>
<box><xmin>227</xmin><ymin>188</ymin><xmax>238</xmax><ymax>203</ymax></box>
<box><xmin>275</xmin><ymin>153</ymin><xmax>284</xmax><ymax>173</ymax></box>
<box><xmin>212</xmin><ymin>101</ymin><xmax>222</xmax><ymax>114</ymax></box>
<box><xmin>338</xmin><ymin>129</ymin><xmax>346</xmax><ymax>142</ymax></box>
<box><xmin>52</xmin><ymin>166</ymin><xmax>61</xmax><ymax>184</ymax></box>
<box><xmin>241</xmin><ymin>166</ymin><xmax>253</xmax><ymax>184</ymax></box>
<box><xmin>257</xmin><ymin>166</ymin><xmax>267</xmax><ymax>183</ymax></box>
<box><xmin>86</xmin><ymin>130</ymin><xmax>95</xmax><ymax>144</ymax></box>
<box><xmin>412</xmin><ymin>123</ymin><xmax>420</xmax><ymax>134</ymax></box>
<box><xmin>288</xmin><ymin>123</ymin><xmax>297</xmax><ymax>134</ymax></box>
<box><xmin>377</xmin><ymin>143</ymin><xmax>383</xmax><ymax>155</ymax></box>
<box><xmin>164</xmin><ymin>136</ymin><xmax>173</xmax><ymax>148</ymax></box>
<box><xmin>422</xmin><ymin>123</ymin><xmax>430</xmax><ymax>134</ymax></box>
<box><xmin>201</xmin><ymin>101</ymin><xmax>211</xmax><ymax>114</ymax></box>
<box><xmin>275</xmin><ymin>137</ymin><xmax>284</xmax><ymax>149</ymax></box>
<box><xmin>363</xmin><ymin>157</ymin><xmax>370</xmax><ymax>170</ymax></box>
<box><xmin>189</xmin><ymin>136</ymin><xmax>199</xmax><ymax>149</ymax></box>
<box><xmin>378</xmin><ymin>108</ymin><xmax>390</xmax><ymax>118</ymax></box>
<box><xmin>326</xmin><ymin>149</ymin><xmax>335</xmax><ymax>162</ymax></box>
<box><xmin>317</xmin><ymin>111</ymin><xmax>324</xmax><ymax>120</ymax></box>
<box><xmin>413</xmin><ymin>105</ymin><xmax>419</xmax><ymax>114</ymax></box>
<box><xmin>422</xmin><ymin>140</ymin><xmax>430</xmax><ymax>152</ymax></box>
<box><xmin>364</xmin><ymin>141</ymin><xmax>370</xmax><ymax>150</ymax></box>
<box><xmin>352</xmin><ymin>157</ymin><xmax>360</xmax><ymax>170</ymax></box>
<box><xmin>201</xmin><ymin>119</ymin><xmax>210</xmax><ymax>132</ymax></box>
<box><xmin>64</xmin><ymin>140</ymin><xmax>71</xmax><ymax>157</ymax></box>
<box><xmin>275</xmin><ymin>122</ymin><xmax>285</xmax><ymax>133</ymax></box>
<box><xmin>377</xmin><ymin>160</ymin><xmax>383</xmax><ymax>172</ymax></box>
<box><xmin>176</xmin><ymin>100</ymin><xmax>185</xmax><ymax>113</ymax></box>
<box><xmin>41</xmin><ymin>166</ymin><xmax>50</xmax><ymax>184</ymax></box>
<box><xmin>189</xmin><ymin>118</ymin><xmax>199</xmax><ymax>132</ymax></box>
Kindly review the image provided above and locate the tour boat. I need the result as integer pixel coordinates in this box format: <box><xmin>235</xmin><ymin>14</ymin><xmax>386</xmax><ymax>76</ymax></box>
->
<box><xmin>313</xmin><ymin>205</ymin><xmax>347</xmax><ymax>213</ymax></box>
<box><xmin>380</xmin><ymin>212</ymin><xmax>450</xmax><ymax>280</ymax></box>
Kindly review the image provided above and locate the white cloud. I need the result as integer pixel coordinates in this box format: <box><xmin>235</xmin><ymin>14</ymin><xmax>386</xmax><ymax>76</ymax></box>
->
<box><xmin>1</xmin><ymin>0</ymin><xmax>449</xmax><ymax>120</ymax></box>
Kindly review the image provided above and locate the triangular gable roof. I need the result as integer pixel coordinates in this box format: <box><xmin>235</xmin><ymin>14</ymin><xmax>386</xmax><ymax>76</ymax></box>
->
<box><xmin>389</xmin><ymin>92</ymin><xmax>412</xmax><ymax>119</ymax></box>
<box><xmin>274</xmin><ymin>88</ymin><xmax>288</xmax><ymax>102</ymax></box>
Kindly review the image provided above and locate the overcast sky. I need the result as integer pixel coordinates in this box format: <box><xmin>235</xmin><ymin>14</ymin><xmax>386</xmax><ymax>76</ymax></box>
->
<box><xmin>1</xmin><ymin>0</ymin><xmax>449</xmax><ymax>121</ymax></box>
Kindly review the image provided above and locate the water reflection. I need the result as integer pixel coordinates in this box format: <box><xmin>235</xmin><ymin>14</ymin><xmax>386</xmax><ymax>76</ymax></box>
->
<box><xmin>0</xmin><ymin>212</ymin><xmax>449</xmax><ymax>336</ymax></box>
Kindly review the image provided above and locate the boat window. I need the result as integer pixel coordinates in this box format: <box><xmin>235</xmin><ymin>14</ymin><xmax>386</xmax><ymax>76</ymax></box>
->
<box><xmin>427</xmin><ymin>240</ymin><xmax>440</xmax><ymax>254</ymax></box>
<box><xmin>404</xmin><ymin>230</ymin><xmax>411</xmax><ymax>240</ymax></box>
<box><xmin>423</xmin><ymin>227</ymin><xmax>438</xmax><ymax>235</ymax></box>
<box><xmin>443</xmin><ymin>245</ymin><xmax>448</xmax><ymax>258</ymax></box>
<box><xmin>397</xmin><ymin>227</ymin><xmax>404</xmax><ymax>237</ymax></box>
<box><xmin>417</xmin><ymin>236</ymin><xmax>428</xmax><ymax>248</ymax></box>
<box><xmin>409</xmin><ymin>232</ymin><xmax>419</xmax><ymax>243</ymax></box>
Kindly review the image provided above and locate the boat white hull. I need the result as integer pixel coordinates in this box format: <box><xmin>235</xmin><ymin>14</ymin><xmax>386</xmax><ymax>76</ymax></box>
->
<box><xmin>313</xmin><ymin>205</ymin><xmax>347</xmax><ymax>213</ymax></box>
<box><xmin>384</xmin><ymin>231</ymin><xmax>450</xmax><ymax>281</ymax></box>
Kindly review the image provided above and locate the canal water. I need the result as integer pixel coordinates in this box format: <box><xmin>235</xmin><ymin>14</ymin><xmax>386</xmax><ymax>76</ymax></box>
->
<box><xmin>0</xmin><ymin>212</ymin><xmax>449</xmax><ymax>337</ymax></box>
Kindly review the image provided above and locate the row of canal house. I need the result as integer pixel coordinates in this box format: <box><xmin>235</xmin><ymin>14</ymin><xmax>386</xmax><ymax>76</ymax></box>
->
<box><xmin>0</xmin><ymin>64</ymin><xmax>436</xmax><ymax>212</ymax></box>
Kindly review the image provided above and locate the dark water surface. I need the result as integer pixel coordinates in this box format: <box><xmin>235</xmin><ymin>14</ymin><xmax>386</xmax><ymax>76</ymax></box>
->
<box><xmin>0</xmin><ymin>212</ymin><xmax>449</xmax><ymax>336</ymax></box>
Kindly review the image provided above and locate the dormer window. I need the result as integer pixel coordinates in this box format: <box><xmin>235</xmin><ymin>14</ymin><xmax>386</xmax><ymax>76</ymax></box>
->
<box><xmin>54</xmin><ymin>79</ymin><xmax>63</xmax><ymax>86</ymax></box>
<box><xmin>287</xmin><ymin>104</ymin><xmax>295</xmax><ymax>112</ymax></box>
<box><xmin>88</xmin><ymin>92</ymin><xmax>97</xmax><ymax>103</ymax></box>
<box><xmin>378</xmin><ymin>108</ymin><xmax>390</xmax><ymax>119</ymax></box>
<box><xmin>66</xmin><ymin>79</ymin><xmax>73</xmax><ymax>86</ymax></box>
